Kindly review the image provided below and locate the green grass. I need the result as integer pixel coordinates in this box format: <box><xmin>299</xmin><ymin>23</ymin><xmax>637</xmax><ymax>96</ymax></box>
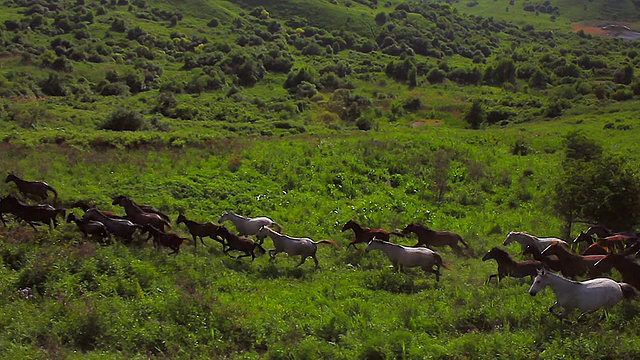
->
<box><xmin>0</xmin><ymin>116</ymin><xmax>639</xmax><ymax>357</ymax></box>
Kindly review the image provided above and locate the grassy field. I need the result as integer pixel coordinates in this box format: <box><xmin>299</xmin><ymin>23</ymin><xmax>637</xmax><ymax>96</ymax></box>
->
<box><xmin>0</xmin><ymin>114</ymin><xmax>639</xmax><ymax>358</ymax></box>
<box><xmin>1</xmin><ymin>0</ymin><xmax>640</xmax><ymax>358</ymax></box>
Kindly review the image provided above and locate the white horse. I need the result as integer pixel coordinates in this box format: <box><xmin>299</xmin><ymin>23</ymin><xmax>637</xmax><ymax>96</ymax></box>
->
<box><xmin>503</xmin><ymin>231</ymin><xmax>569</xmax><ymax>252</ymax></box>
<box><xmin>529</xmin><ymin>268</ymin><xmax>636</xmax><ymax>320</ymax></box>
<box><xmin>255</xmin><ymin>226</ymin><xmax>339</xmax><ymax>268</ymax></box>
<box><xmin>365</xmin><ymin>239</ymin><xmax>443</xmax><ymax>281</ymax></box>
<box><xmin>218</xmin><ymin>211</ymin><xmax>282</xmax><ymax>236</ymax></box>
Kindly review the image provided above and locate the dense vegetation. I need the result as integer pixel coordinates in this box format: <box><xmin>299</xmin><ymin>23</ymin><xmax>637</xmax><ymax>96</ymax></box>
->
<box><xmin>1</xmin><ymin>0</ymin><xmax>640</xmax><ymax>358</ymax></box>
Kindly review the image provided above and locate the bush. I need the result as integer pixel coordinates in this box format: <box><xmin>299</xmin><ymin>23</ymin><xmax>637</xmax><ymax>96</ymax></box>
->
<box><xmin>100</xmin><ymin>108</ymin><xmax>147</xmax><ymax>131</ymax></box>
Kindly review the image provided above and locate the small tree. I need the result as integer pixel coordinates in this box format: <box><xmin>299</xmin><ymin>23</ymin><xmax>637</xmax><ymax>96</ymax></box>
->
<box><xmin>554</xmin><ymin>131</ymin><xmax>640</xmax><ymax>237</ymax></box>
<box><xmin>464</xmin><ymin>100</ymin><xmax>486</xmax><ymax>129</ymax></box>
<box><xmin>100</xmin><ymin>108</ymin><xmax>146</xmax><ymax>131</ymax></box>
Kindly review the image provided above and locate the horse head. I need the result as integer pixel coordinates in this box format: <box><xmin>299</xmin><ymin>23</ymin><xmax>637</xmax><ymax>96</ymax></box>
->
<box><xmin>176</xmin><ymin>213</ymin><xmax>186</xmax><ymax>224</ymax></box>
<box><xmin>5</xmin><ymin>172</ymin><xmax>17</xmax><ymax>183</ymax></box>
<box><xmin>341</xmin><ymin>219</ymin><xmax>356</xmax><ymax>232</ymax></box>
<box><xmin>112</xmin><ymin>195</ymin><xmax>128</xmax><ymax>206</ymax></box>
<box><xmin>529</xmin><ymin>268</ymin><xmax>548</xmax><ymax>296</ymax></box>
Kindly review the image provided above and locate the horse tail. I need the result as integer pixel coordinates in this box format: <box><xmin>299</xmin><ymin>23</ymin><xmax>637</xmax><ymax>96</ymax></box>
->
<box><xmin>620</xmin><ymin>283</ymin><xmax>638</xmax><ymax>299</ymax></box>
<box><xmin>459</xmin><ymin>236</ymin><xmax>470</xmax><ymax>249</ymax></box>
<box><xmin>316</xmin><ymin>239</ymin><xmax>340</xmax><ymax>249</ymax></box>
<box><xmin>433</xmin><ymin>252</ymin><xmax>450</xmax><ymax>270</ymax></box>
<box><xmin>47</xmin><ymin>184</ymin><xmax>58</xmax><ymax>199</ymax></box>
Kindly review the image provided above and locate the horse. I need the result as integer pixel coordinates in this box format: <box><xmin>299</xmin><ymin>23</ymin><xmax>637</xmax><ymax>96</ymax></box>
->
<box><xmin>572</xmin><ymin>231</ymin><xmax>595</xmax><ymax>245</ymax></box>
<box><xmin>401</xmin><ymin>222</ymin><xmax>468</xmax><ymax>254</ymax></box>
<box><xmin>503</xmin><ymin>231</ymin><xmax>569</xmax><ymax>253</ymax></box>
<box><xmin>176</xmin><ymin>213</ymin><xmax>226</xmax><ymax>250</ymax></box>
<box><xmin>541</xmin><ymin>241</ymin><xmax>606</xmax><ymax>279</ymax></box>
<box><xmin>69</xmin><ymin>200</ymin><xmax>129</xmax><ymax>220</ymax></box>
<box><xmin>255</xmin><ymin>226</ymin><xmax>339</xmax><ymax>268</ymax></box>
<box><xmin>217</xmin><ymin>226</ymin><xmax>266</xmax><ymax>261</ymax></box>
<box><xmin>342</xmin><ymin>219</ymin><xmax>404</xmax><ymax>250</ymax></box>
<box><xmin>83</xmin><ymin>208</ymin><xmax>138</xmax><ymax>241</ymax></box>
<box><xmin>522</xmin><ymin>245</ymin><xmax>563</xmax><ymax>272</ymax></box>
<box><xmin>218</xmin><ymin>211</ymin><xmax>282</xmax><ymax>237</ymax></box>
<box><xmin>66</xmin><ymin>212</ymin><xmax>109</xmax><ymax>241</ymax></box>
<box><xmin>112</xmin><ymin>195</ymin><xmax>170</xmax><ymax>231</ymax></box>
<box><xmin>529</xmin><ymin>268</ymin><xmax>636</xmax><ymax>320</ymax></box>
<box><xmin>584</xmin><ymin>225</ymin><xmax>639</xmax><ymax>240</ymax></box>
<box><xmin>481</xmin><ymin>247</ymin><xmax>543</xmax><ymax>283</ymax></box>
<box><xmin>0</xmin><ymin>194</ymin><xmax>65</xmax><ymax>230</ymax></box>
<box><xmin>5</xmin><ymin>173</ymin><xmax>58</xmax><ymax>201</ymax></box>
<box><xmin>365</xmin><ymin>239</ymin><xmax>443</xmax><ymax>281</ymax></box>
<box><xmin>139</xmin><ymin>224</ymin><xmax>189</xmax><ymax>255</ymax></box>
<box><xmin>594</xmin><ymin>254</ymin><xmax>640</xmax><ymax>291</ymax></box>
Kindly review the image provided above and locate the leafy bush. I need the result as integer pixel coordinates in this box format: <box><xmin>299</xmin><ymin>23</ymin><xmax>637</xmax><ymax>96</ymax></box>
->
<box><xmin>99</xmin><ymin>108</ymin><xmax>147</xmax><ymax>131</ymax></box>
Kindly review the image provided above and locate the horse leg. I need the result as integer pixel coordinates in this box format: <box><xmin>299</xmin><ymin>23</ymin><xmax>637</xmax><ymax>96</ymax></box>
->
<box><xmin>486</xmin><ymin>274</ymin><xmax>498</xmax><ymax>284</ymax></box>
<box><xmin>312</xmin><ymin>255</ymin><xmax>319</xmax><ymax>269</ymax></box>
<box><xmin>236</xmin><ymin>252</ymin><xmax>251</xmax><ymax>260</ymax></box>
<box><xmin>295</xmin><ymin>256</ymin><xmax>308</xmax><ymax>267</ymax></box>
<box><xmin>269</xmin><ymin>249</ymin><xmax>277</xmax><ymax>260</ymax></box>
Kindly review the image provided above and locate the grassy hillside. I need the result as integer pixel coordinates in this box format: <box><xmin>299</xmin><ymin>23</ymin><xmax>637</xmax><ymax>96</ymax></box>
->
<box><xmin>0</xmin><ymin>0</ymin><xmax>640</xmax><ymax>358</ymax></box>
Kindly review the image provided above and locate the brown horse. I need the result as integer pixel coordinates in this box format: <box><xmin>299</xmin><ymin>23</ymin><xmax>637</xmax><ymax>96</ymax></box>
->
<box><xmin>5</xmin><ymin>173</ymin><xmax>58</xmax><ymax>201</ymax></box>
<box><xmin>522</xmin><ymin>245</ymin><xmax>563</xmax><ymax>272</ymax></box>
<box><xmin>0</xmin><ymin>194</ymin><xmax>65</xmax><ymax>230</ymax></box>
<box><xmin>341</xmin><ymin>219</ymin><xmax>404</xmax><ymax>250</ymax></box>
<box><xmin>176</xmin><ymin>213</ymin><xmax>226</xmax><ymax>250</ymax></box>
<box><xmin>581</xmin><ymin>242</ymin><xmax>610</xmax><ymax>256</ymax></box>
<box><xmin>594</xmin><ymin>254</ymin><xmax>640</xmax><ymax>291</ymax></box>
<box><xmin>139</xmin><ymin>224</ymin><xmax>189</xmax><ymax>255</ymax></box>
<box><xmin>401</xmin><ymin>222</ymin><xmax>469</xmax><ymax>254</ymax></box>
<box><xmin>112</xmin><ymin>195</ymin><xmax>170</xmax><ymax>231</ymax></box>
<box><xmin>541</xmin><ymin>241</ymin><xmax>606</xmax><ymax>279</ymax></box>
<box><xmin>217</xmin><ymin>226</ymin><xmax>266</xmax><ymax>261</ymax></box>
<box><xmin>482</xmin><ymin>247</ymin><xmax>543</xmax><ymax>283</ymax></box>
<box><xmin>66</xmin><ymin>212</ymin><xmax>109</xmax><ymax>241</ymax></box>
<box><xmin>69</xmin><ymin>200</ymin><xmax>129</xmax><ymax>220</ymax></box>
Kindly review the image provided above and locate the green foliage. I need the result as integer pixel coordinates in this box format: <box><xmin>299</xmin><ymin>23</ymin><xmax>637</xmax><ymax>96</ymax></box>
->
<box><xmin>555</xmin><ymin>131</ymin><xmax>640</xmax><ymax>232</ymax></box>
<box><xmin>100</xmin><ymin>108</ymin><xmax>147</xmax><ymax>131</ymax></box>
<box><xmin>464</xmin><ymin>100</ymin><xmax>486</xmax><ymax>129</ymax></box>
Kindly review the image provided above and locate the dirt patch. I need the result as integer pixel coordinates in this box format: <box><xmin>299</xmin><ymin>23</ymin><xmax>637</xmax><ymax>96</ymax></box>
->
<box><xmin>412</xmin><ymin>120</ymin><xmax>442</xmax><ymax>127</ymax></box>
<box><xmin>571</xmin><ymin>22</ymin><xmax>610</xmax><ymax>37</ymax></box>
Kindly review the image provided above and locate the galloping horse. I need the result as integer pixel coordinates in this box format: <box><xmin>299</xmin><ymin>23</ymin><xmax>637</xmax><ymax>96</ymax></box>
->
<box><xmin>218</xmin><ymin>211</ymin><xmax>282</xmax><ymax>237</ymax></box>
<box><xmin>0</xmin><ymin>194</ymin><xmax>65</xmax><ymax>230</ymax></box>
<box><xmin>529</xmin><ymin>268</ymin><xmax>636</xmax><ymax>320</ymax></box>
<box><xmin>594</xmin><ymin>254</ymin><xmax>640</xmax><ymax>291</ymax></box>
<box><xmin>83</xmin><ymin>208</ymin><xmax>138</xmax><ymax>241</ymax></box>
<box><xmin>365</xmin><ymin>239</ymin><xmax>443</xmax><ymax>281</ymax></box>
<box><xmin>482</xmin><ymin>247</ymin><xmax>543</xmax><ymax>283</ymax></box>
<box><xmin>139</xmin><ymin>224</ymin><xmax>189</xmax><ymax>255</ymax></box>
<box><xmin>112</xmin><ymin>195</ymin><xmax>170</xmax><ymax>231</ymax></box>
<box><xmin>66</xmin><ymin>212</ymin><xmax>109</xmax><ymax>241</ymax></box>
<box><xmin>503</xmin><ymin>231</ymin><xmax>569</xmax><ymax>252</ymax></box>
<box><xmin>176</xmin><ymin>213</ymin><xmax>226</xmax><ymax>250</ymax></box>
<box><xmin>541</xmin><ymin>241</ymin><xmax>606</xmax><ymax>279</ymax></box>
<box><xmin>522</xmin><ymin>245</ymin><xmax>563</xmax><ymax>272</ymax></box>
<box><xmin>217</xmin><ymin>226</ymin><xmax>266</xmax><ymax>261</ymax></box>
<box><xmin>5</xmin><ymin>173</ymin><xmax>58</xmax><ymax>201</ymax></box>
<box><xmin>255</xmin><ymin>226</ymin><xmax>339</xmax><ymax>268</ymax></box>
<box><xmin>401</xmin><ymin>222</ymin><xmax>468</xmax><ymax>254</ymax></box>
<box><xmin>342</xmin><ymin>219</ymin><xmax>404</xmax><ymax>250</ymax></box>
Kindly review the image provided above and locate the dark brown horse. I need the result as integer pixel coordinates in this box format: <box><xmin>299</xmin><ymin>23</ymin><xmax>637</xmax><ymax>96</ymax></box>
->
<box><xmin>69</xmin><ymin>200</ymin><xmax>129</xmax><ymax>220</ymax></box>
<box><xmin>401</xmin><ymin>222</ymin><xmax>469</xmax><ymax>254</ymax></box>
<box><xmin>66</xmin><ymin>212</ymin><xmax>109</xmax><ymax>241</ymax></box>
<box><xmin>581</xmin><ymin>242</ymin><xmax>610</xmax><ymax>256</ymax></box>
<box><xmin>541</xmin><ymin>241</ymin><xmax>606</xmax><ymax>279</ymax></box>
<box><xmin>217</xmin><ymin>226</ymin><xmax>266</xmax><ymax>261</ymax></box>
<box><xmin>482</xmin><ymin>247</ymin><xmax>543</xmax><ymax>283</ymax></box>
<box><xmin>522</xmin><ymin>245</ymin><xmax>563</xmax><ymax>272</ymax></box>
<box><xmin>139</xmin><ymin>224</ymin><xmax>189</xmax><ymax>255</ymax></box>
<box><xmin>0</xmin><ymin>194</ymin><xmax>65</xmax><ymax>230</ymax></box>
<box><xmin>112</xmin><ymin>195</ymin><xmax>170</xmax><ymax>231</ymax></box>
<box><xmin>176</xmin><ymin>213</ymin><xmax>226</xmax><ymax>250</ymax></box>
<box><xmin>5</xmin><ymin>173</ymin><xmax>58</xmax><ymax>201</ymax></box>
<box><xmin>593</xmin><ymin>254</ymin><xmax>640</xmax><ymax>291</ymax></box>
<box><xmin>341</xmin><ymin>219</ymin><xmax>404</xmax><ymax>250</ymax></box>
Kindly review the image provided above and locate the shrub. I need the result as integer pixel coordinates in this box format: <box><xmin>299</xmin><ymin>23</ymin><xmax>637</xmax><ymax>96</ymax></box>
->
<box><xmin>356</xmin><ymin>117</ymin><xmax>372</xmax><ymax>130</ymax></box>
<box><xmin>100</xmin><ymin>108</ymin><xmax>147</xmax><ymax>131</ymax></box>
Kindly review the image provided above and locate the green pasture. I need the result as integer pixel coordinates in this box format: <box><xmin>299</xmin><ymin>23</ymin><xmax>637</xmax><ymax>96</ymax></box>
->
<box><xmin>0</xmin><ymin>118</ymin><xmax>639</xmax><ymax>358</ymax></box>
